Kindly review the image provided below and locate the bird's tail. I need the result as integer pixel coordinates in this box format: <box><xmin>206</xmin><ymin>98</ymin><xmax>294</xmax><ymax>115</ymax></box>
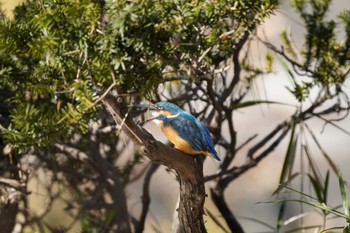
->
<box><xmin>202</xmin><ymin>151</ymin><xmax>221</xmax><ymax>161</ymax></box>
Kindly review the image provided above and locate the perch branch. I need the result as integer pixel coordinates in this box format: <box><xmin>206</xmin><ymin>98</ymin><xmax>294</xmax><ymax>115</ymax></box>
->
<box><xmin>101</xmin><ymin>93</ymin><xmax>207</xmax><ymax>233</ymax></box>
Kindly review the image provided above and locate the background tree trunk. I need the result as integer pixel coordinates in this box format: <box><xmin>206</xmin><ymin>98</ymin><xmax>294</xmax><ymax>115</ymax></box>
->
<box><xmin>0</xmin><ymin>201</ymin><xmax>18</xmax><ymax>233</ymax></box>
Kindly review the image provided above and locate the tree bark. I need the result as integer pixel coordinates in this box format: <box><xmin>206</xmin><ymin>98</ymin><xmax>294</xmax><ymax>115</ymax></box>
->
<box><xmin>102</xmin><ymin>94</ymin><xmax>207</xmax><ymax>233</ymax></box>
<box><xmin>0</xmin><ymin>201</ymin><xmax>18</xmax><ymax>233</ymax></box>
<box><xmin>177</xmin><ymin>158</ymin><xmax>206</xmax><ymax>233</ymax></box>
<box><xmin>0</xmin><ymin>159</ymin><xmax>23</xmax><ymax>233</ymax></box>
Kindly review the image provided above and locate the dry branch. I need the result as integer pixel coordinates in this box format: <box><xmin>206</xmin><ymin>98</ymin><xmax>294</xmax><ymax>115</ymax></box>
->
<box><xmin>101</xmin><ymin>93</ymin><xmax>208</xmax><ymax>233</ymax></box>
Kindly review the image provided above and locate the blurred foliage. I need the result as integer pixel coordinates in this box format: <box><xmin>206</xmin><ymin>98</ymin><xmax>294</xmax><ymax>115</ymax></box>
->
<box><xmin>0</xmin><ymin>0</ymin><xmax>276</xmax><ymax>150</ymax></box>
<box><xmin>267</xmin><ymin>168</ymin><xmax>350</xmax><ymax>233</ymax></box>
<box><xmin>286</xmin><ymin>0</ymin><xmax>350</xmax><ymax>86</ymax></box>
<box><xmin>269</xmin><ymin>1</ymin><xmax>350</xmax><ymax>231</ymax></box>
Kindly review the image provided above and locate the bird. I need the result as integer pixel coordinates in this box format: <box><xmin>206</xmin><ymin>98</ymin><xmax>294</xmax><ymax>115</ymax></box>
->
<box><xmin>148</xmin><ymin>102</ymin><xmax>220</xmax><ymax>161</ymax></box>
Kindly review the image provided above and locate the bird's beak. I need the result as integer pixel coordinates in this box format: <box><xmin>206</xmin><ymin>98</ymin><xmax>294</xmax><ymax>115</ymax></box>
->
<box><xmin>148</xmin><ymin>104</ymin><xmax>160</xmax><ymax>111</ymax></box>
<box><xmin>128</xmin><ymin>103</ymin><xmax>161</xmax><ymax>111</ymax></box>
<box><xmin>128</xmin><ymin>103</ymin><xmax>151</xmax><ymax>110</ymax></box>
<box><xmin>128</xmin><ymin>103</ymin><xmax>160</xmax><ymax>122</ymax></box>
<box><xmin>146</xmin><ymin>104</ymin><xmax>162</xmax><ymax>122</ymax></box>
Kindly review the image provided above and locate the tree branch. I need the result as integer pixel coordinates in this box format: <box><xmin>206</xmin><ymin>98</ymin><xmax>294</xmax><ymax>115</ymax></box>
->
<box><xmin>101</xmin><ymin>93</ymin><xmax>207</xmax><ymax>233</ymax></box>
<box><xmin>210</xmin><ymin>187</ymin><xmax>244</xmax><ymax>233</ymax></box>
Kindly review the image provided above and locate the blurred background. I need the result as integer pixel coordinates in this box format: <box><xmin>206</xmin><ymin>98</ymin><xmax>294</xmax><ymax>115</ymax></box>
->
<box><xmin>1</xmin><ymin>0</ymin><xmax>349</xmax><ymax>232</ymax></box>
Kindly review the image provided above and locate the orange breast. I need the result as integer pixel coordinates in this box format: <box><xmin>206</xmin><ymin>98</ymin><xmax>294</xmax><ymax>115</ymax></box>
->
<box><xmin>160</xmin><ymin>122</ymin><xmax>201</xmax><ymax>155</ymax></box>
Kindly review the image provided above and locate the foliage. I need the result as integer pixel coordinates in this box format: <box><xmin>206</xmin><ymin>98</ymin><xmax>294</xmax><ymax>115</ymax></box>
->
<box><xmin>262</xmin><ymin>168</ymin><xmax>350</xmax><ymax>233</ymax></box>
<box><xmin>0</xmin><ymin>0</ymin><xmax>276</xmax><ymax>150</ymax></box>
<box><xmin>260</xmin><ymin>0</ymin><xmax>350</xmax><ymax>232</ymax></box>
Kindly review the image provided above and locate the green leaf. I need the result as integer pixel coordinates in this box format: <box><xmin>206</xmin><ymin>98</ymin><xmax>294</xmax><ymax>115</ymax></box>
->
<box><xmin>281</xmin><ymin>30</ymin><xmax>297</xmax><ymax>58</ymax></box>
<box><xmin>259</xmin><ymin>198</ymin><xmax>350</xmax><ymax>221</ymax></box>
<box><xmin>320</xmin><ymin>226</ymin><xmax>345</xmax><ymax>233</ymax></box>
<box><xmin>279</xmin><ymin>120</ymin><xmax>297</xmax><ymax>185</ymax></box>
<box><xmin>280</xmin><ymin>185</ymin><xmax>320</xmax><ymax>202</ymax></box>
<box><xmin>338</xmin><ymin>168</ymin><xmax>349</xmax><ymax>217</ymax></box>
<box><xmin>324</xmin><ymin>170</ymin><xmax>330</xmax><ymax>206</ymax></box>
<box><xmin>278</xmin><ymin>56</ymin><xmax>309</xmax><ymax>102</ymax></box>
<box><xmin>273</xmin><ymin>173</ymin><xmax>300</xmax><ymax>195</ymax></box>
<box><xmin>305</xmin><ymin>124</ymin><xmax>338</xmax><ymax>174</ymax></box>
<box><xmin>232</xmin><ymin>100</ymin><xmax>294</xmax><ymax>110</ymax></box>
<box><xmin>304</xmin><ymin>145</ymin><xmax>324</xmax><ymax>191</ymax></box>
<box><xmin>265</xmin><ymin>52</ymin><xmax>274</xmax><ymax>72</ymax></box>
<box><xmin>276</xmin><ymin>201</ymin><xmax>286</xmax><ymax>230</ymax></box>
<box><xmin>344</xmin><ymin>224</ymin><xmax>350</xmax><ymax>233</ymax></box>
<box><xmin>307</xmin><ymin>174</ymin><xmax>323</xmax><ymax>202</ymax></box>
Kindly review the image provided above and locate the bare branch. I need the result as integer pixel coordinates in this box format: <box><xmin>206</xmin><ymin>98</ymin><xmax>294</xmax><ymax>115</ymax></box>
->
<box><xmin>0</xmin><ymin>177</ymin><xmax>27</xmax><ymax>193</ymax></box>
<box><xmin>101</xmin><ymin>93</ymin><xmax>208</xmax><ymax>233</ymax></box>
<box><xmin>135</xmin><ymin>163</ymin><xmax>160</xmax><ymax>233</ymax></box>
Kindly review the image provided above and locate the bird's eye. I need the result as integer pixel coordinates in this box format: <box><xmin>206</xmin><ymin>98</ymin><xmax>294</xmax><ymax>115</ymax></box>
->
<box><xmin>157</xmin><ymin>106</ymin><xmax>164</xmax><ymax>111</ymax></box>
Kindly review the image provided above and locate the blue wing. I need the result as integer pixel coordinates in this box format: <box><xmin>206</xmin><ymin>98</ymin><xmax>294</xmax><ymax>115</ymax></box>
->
<box><xmin>197</xmin><ymin>121</ymin><xmax>220</xmax><ymax>161</ymax></box>
<box><xmin>168</xmin><ymin>113</ymin><xmax>204</xmax><ymax>151</ymax></box>
<box><xmin>167</xmin><ymin>112</ymin><xmax>220</xmax><ymax>161</ymax></box>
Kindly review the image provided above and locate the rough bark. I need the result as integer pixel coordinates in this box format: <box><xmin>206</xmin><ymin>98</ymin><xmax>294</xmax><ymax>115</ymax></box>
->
<box><xmin>0</xmin><ymin>201</ymin><xmax>18</xmax><ymax>233</ymax></box>
<box><xmin>0</xmin><ymin>163</ymin><xmax>23</xmax><ymax>233</ymax></box>
<box><xmin>177</xmin><ymin>158</ymin><xmax>206</xmax><ymax>233</ymax></box>
<box><xmin>102</xmin><ymin>94</ymin><xmax>207</xmax><ymax>233</ymax></box>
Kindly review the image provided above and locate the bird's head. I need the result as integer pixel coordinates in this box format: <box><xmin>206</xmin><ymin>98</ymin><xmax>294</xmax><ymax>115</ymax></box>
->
<box><xmin>151</xmin><ymin>102</ymin><xmax>182</xmax><ymax>118</ymax></box>
<box><xmin>128</xmin><ymin>102</ymin><xmax>182</xmax><ymax>123</ymax></box>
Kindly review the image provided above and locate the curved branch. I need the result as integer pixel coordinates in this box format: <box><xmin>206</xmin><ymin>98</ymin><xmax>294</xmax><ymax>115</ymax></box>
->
<box><xmin>210</xmin><ymin>187</ymin><xmax>244</xmax><ymax>233</ymax></box>
<box><xmin>101</xmin><ymin>93</ymin><xmax>207</xmax><ymax>233</ymax></box>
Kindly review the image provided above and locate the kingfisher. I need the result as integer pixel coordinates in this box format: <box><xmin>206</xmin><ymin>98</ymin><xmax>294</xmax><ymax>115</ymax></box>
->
<box><xmin>147</xmin><ymin>102</ymin><xmax>220</xmax><ymax>161</ymax></box>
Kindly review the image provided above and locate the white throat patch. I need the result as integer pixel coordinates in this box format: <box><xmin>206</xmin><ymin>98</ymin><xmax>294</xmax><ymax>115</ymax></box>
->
<box><xmin>151</xmin><ymin>111</ymin><xmax>161</xmax><ymax>125</ymax></box>
<box><xmin>166</xmin><ymin>113</ymin><xmax>180</xmax><ymax>119</ymax></box>
<box><xmin>150</xmin><ymin>112</ymin><xmax>179</xmax><ymax>125</ymax></box>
